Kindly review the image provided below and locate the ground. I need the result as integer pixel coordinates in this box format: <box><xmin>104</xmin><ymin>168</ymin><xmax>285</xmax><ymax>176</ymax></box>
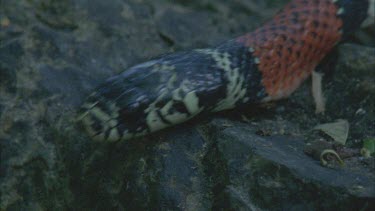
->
<box><xmin>0</xmin><ymin>0</ymin><xmax>374</xmax><ymax>210</ymax></box>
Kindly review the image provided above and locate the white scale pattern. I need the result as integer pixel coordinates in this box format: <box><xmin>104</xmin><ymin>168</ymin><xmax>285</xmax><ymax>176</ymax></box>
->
<box><xmin>196</xmin><ymin>49</ymin><xmax>248</xmax><ymax>112</ymax></box>
<box><xmin>144</xmin><ymin>63</ymin><xmax>204</xmax><ymax>133</ymax></box>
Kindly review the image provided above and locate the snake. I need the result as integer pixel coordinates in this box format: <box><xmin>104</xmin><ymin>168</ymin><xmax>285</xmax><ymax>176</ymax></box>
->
<box><xmin>78</xmin><ymin>0</ymin><xmax>369</xmax><ymax>142</ymax></box>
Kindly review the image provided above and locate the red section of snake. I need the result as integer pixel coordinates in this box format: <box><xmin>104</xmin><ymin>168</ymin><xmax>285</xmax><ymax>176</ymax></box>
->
<box><xmin>237</xmin><ymin>0</ymin><xmax>343</xmax><ymax>100</ymax></box>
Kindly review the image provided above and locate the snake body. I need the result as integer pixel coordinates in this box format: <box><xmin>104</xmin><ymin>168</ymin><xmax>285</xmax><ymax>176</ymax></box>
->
<box><xmin>78</xmin><ymin>0</ymin><xmax>369</xmax><ymax>141</ymax></box>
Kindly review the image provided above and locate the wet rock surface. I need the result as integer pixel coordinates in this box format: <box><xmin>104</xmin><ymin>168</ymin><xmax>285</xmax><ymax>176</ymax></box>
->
<box><xmin>1</xmin><ymin>0</ymin><xmax>374</xmax><ymax>210</ymax></box>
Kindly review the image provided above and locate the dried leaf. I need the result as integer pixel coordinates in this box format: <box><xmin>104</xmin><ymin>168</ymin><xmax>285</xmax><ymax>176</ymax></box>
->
<box><xmin>320</xmin><ymin>149</ymin><xmax>345</xmax><ymax>167</ymax></box>
<box><xmin>314</xmin><ymin>119</ymin><xmax>349</xmax><ymax>145</ymax></box>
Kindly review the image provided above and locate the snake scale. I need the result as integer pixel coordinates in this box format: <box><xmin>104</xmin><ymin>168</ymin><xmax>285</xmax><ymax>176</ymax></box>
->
<box><xmin>78</xmin><ymin>0</ymin><xmax>369</xmax><ymax>142</ymax></box>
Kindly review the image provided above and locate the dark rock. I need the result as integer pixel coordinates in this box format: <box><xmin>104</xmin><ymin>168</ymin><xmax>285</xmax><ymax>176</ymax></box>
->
<box><xmin>0</xmin><ymin>0</ymin><xmax>374</xmax><ymax>210</ymax></box>
<box><xmin>0</xmin><ymin>40</ymin><xmax>22</xmax><ymax>93</ymax></box>
<box><xmin>204</xmin><ymin>119</ymin><xmax>374</xmax><ymax>210</ymax></box>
